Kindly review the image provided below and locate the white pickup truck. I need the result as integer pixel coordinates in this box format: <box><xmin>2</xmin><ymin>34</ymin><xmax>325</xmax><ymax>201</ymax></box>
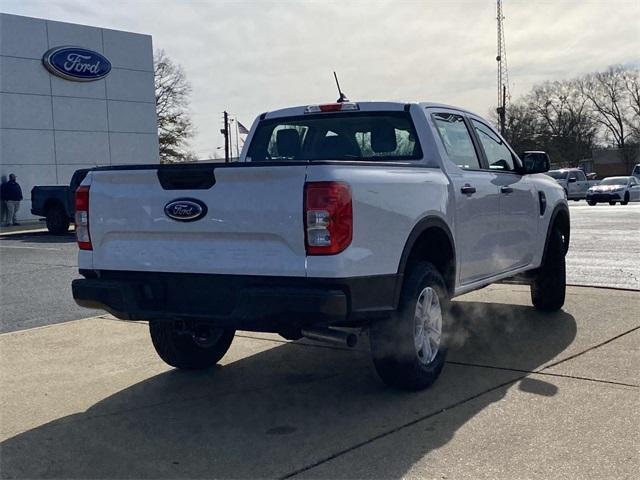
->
<box><xmin>72</xmin><ymin>101</ymin><xmax>569</xmax><ymax>390</ymax></box>
<box><xmin>545</xmin><ymin>167</ymin><xmax>598</xmax><ymax>200</ymax></box>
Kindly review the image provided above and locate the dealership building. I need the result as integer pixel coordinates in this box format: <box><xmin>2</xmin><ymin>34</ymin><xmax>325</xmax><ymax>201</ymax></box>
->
<box><xmin>0</xmin><ymin>13</ymin><xmax>158</xmax><ymax>221</ymax></box>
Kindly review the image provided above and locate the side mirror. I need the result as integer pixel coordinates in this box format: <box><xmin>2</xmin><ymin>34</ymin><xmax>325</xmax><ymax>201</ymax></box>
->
<box><xmin>521</xmin><ymin>151</ymin><xmax>550</xmax><ymax>174</ymax></box>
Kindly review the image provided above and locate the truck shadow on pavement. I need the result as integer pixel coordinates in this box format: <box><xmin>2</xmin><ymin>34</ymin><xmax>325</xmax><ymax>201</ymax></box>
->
<box><xmin>0</xmin><ymin>301</ymin><xmax>576</xmax><ymax>479</ymax></box>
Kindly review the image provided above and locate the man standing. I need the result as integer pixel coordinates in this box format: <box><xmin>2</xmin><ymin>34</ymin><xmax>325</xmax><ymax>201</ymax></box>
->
<box><xmin>3</xmin><ymin>174</ymin><xmax>23</xmax><ymax>226</ymax></box>
<box><xmin>0</xmin><ymin>176</ymin><xmax>6</xmax><ymax>226</ymax></box>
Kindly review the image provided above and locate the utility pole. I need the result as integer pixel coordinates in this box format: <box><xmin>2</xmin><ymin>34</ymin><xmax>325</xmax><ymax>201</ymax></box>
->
<box><xmin>234</xmin><ymin>117</ymin><xmax>241</xmax><ymax>159</ymax></box>
<box><xmin>223</xmin><ymin>111</ymin><xmax>229</xmax><ymax>163</ymax></box>
<box><xmin>496</xmin><ymin>0</ymin><xmax>509</xmax><ymax>136</ymax></box>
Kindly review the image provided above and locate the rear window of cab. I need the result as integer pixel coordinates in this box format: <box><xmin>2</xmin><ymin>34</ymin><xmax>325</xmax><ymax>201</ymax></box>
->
<box><xmin>246</xmin><ymin>112</ymin><xmax>422</xmax><ymax>162</ymax></box>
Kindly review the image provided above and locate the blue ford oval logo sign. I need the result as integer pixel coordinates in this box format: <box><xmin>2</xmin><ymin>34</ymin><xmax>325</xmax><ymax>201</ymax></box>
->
<box><xmin>43</xmin><ymin>46</ymin><xmax>111</xmax><ymax>82</ymax></box>
<box><xmin>164</xmin><ymin>198</ymin><xmax>207</xmax><ymax>222</ymax></box>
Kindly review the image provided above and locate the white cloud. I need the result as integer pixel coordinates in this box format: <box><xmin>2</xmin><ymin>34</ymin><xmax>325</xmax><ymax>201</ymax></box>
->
<box><xmin>2</xmin><ymin>0</ymin><xmax>639</xmax><ymax>157</ymax></box>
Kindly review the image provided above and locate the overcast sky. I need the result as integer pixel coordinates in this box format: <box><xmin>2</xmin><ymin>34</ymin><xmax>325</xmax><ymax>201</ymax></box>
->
<box><xmin>2</xmin><ymin>0</ymin><xmax>639</xmax><ymax>158</ymax></box>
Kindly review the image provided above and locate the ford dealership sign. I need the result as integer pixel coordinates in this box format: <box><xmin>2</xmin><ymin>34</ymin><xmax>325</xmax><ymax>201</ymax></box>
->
<box><xmin>43</xmin><ymin>46</ymin><xmax>111</xmax><ymax>81</ymax></box>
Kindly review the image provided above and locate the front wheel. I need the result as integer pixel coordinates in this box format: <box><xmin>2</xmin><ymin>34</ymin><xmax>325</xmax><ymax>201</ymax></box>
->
<box><xmin>370</xmin><ymin>262</ymin><xmax>449</xmax><ymax>391</ymax></box>
<box><xmin>609</xmin><ymin>201</ymin><xmax>616</xmax><ymax>205</ymax></box>
<box><xmin>149</xmin><ymin>320</ymin><xmax>235</xmax><ymax>369</ymax></box>
<box><xmin>587</xmin><ymin>200</ymin><xmax>597</xmax><ymax>206</ymax></box>
<box><xmin>531</xmin><ymin>228</ymin><xmax>566</xmax><ymax>311</ymax></box>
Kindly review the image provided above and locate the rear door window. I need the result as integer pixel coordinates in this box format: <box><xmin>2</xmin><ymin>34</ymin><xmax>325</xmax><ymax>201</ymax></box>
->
<box><xmin>247</xmin><ymin>112</ymin><xmax>422</xmax><ymax>162</ymax></box>
<box><xmin>431</xmin><ymin>113</ymin><xmax>481</xmax><ymax>170</ymax></box>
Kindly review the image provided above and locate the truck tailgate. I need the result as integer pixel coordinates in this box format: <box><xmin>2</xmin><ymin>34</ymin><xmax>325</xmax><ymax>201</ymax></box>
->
<box><xmin>87</xmin><ymin>164</ymin><xmax>308</xmax><ymax>276</ymax></box>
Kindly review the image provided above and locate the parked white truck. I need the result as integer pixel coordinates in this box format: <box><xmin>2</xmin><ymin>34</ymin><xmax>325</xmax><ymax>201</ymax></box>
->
<box><xmin>545</xmin><ymin>168</ymin><xmax>595</xmax><ymax>200</ymax></box>
<box><xmin>72</xmin><ymin>101</ymin><xmax>569</xmax><ymax>390</ymax></box>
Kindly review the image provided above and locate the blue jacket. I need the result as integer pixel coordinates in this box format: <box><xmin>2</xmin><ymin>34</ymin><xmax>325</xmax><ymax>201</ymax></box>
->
<box><xmin>1</xmin><ymin>180</ymin><xmax>23</xmax><ymax>201</ymax></box>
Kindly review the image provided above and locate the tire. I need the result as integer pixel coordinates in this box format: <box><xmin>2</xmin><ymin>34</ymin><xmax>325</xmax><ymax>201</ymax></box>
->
<box><xmin>609</xmin><ymin>201</ymin><xmax>616</xmax><ymax>206</ymax></box>
<box><xmin>46</xmin><ymin>205</ymin><xmax>70</xmax><ymax>234</ymax></box>
<box><xmin>149</xmin><ymin>320</ymin><xmax>235</xmax><ymax>369</ymax></box>
<box><xmin>621</xmin><ymin>193</ymin><xmax>629</xmax><ymax>205</ymax></box>
<box><xmin>370</xmin><ymin>262</ymin><xmax>449</xmax><ymax>391</ymax></box>
<box><xmin>531</xmin><ymin>228</ymin><xmax>566</xmax><ymax>311</ymax></box>
<box><xmin>587</xmin><ymin>200</ymin><xmax>596</xmax><ymax>206</ymax></box>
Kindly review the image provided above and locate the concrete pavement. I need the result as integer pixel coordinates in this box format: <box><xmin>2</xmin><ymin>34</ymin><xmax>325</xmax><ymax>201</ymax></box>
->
<box><xmin>1</xmin><ymin>284</ymin><xmax>638</xmax><ymax>479</ymax></box>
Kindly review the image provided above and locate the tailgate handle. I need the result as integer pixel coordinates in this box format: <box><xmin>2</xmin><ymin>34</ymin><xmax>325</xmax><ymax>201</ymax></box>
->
<box><xmin>157</xmin><ymin>165</ymin><xmax>216</xmax><ymax>190</ymax></box>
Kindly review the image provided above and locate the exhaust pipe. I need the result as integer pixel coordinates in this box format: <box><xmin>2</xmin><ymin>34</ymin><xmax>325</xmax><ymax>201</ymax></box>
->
<box><xmin>301</xmin><ymin>328</ymin><xmax>358</xmax><ymax>348</ymax></box>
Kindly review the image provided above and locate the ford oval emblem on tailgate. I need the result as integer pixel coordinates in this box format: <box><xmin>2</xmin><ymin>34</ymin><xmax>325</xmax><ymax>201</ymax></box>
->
<box><xmin>164</xmin><ymin>198</ymin><xmax>207</xmax><ymax>222</ymax></box>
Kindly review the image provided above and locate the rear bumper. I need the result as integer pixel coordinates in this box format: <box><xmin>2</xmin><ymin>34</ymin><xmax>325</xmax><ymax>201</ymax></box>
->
<box><xmin>72</xmin><ymin>270</ymin><xmax>401</xmax><ymax>331</ymax></box>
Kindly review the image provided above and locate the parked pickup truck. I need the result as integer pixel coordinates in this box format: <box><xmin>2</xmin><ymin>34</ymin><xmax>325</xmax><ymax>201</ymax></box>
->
<box><xmin>72</xmin><ymin>101</ymin><xmax>569</xmax><ymax>390</ymax></box>
<box><xmin>31</xmin><ymin>169</ymin><xmax>89</xmax><ymax>234</ymax></box>
<box><xmin>545</xmin><ymin>168</ymin><xmax>599</xmax><ymax>200</ymax></box>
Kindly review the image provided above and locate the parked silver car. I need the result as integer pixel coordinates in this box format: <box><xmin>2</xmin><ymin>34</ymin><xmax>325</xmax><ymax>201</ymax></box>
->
<box><xmin>586</xmin><ymin>176</ymin><xmax>640</xmax><ymax>205</ymax></box>
<box><xmin>545</xmin><ymin>168</ymin><xmax>592</xmax><ymax>200</ymax></box>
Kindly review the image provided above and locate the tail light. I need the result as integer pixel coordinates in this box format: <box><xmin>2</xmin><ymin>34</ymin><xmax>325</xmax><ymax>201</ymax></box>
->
<box><xmin>304</xmin><ymin>182</ymin><xmax>352</xmax><ymax>255</ymax></box>
<box><xmin>75</xmin><ymin>185</ymin><xmax>92</xmax><ymax>250</ymax></box>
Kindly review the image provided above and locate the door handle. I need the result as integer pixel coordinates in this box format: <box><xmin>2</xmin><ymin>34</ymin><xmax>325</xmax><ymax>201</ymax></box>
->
<box><xmin>500</xmin><ymin>186</ymin><xmax>514</xmax><ymax>194</ymax></box>
<box><xmin>460</xmin><ymin>184</ymin><xmax>476</xmax><ymax>195</ymax></box>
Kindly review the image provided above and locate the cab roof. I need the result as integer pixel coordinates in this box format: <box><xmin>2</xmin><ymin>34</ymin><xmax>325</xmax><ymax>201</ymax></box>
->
<box><xmin>263</xmin><ymin>101</ymin><xmax>482</xmax><ymax>120</ymax></box>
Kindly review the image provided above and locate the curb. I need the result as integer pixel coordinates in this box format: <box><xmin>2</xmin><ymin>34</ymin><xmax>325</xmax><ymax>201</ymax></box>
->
<box><xmin>567</xmin><ymin>283</ymin><xmax>639</xmax><ymax>293</ymax></box>
<box><xmin>0</xmin><ymin>227</ymin><xmax>50</xmax><ymax>237</ymax></box>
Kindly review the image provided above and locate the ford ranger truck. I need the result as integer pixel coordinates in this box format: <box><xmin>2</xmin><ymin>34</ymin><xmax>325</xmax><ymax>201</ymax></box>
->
<box><xmin>72</xmin><ymin>101</ymin><xmax>569</xmax><ymax>390</ymax></box>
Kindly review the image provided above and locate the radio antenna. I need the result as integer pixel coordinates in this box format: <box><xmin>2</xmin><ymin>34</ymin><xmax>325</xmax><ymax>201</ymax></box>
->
<box><xmin>333</xmin><ymin>71</ymin><xmax>349</xmax><ymax>103</ymax></box>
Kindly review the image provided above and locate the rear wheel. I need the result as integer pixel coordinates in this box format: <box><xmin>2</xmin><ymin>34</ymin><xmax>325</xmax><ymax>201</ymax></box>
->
<box><xmin>621</xmin><ymin>193</ymin><xmax>630</xmax><ymax>205</ymax></box>
<box><xmin>149</xmin><ymin>320</ymin><xmax>235</xmax><ymax>369</ymax></box>
<box><xmin>609</xmin><ymin>201</ymin><xmax>616</xmax><ymax>206</ymax></box>
<box><xmin>531</xmin><ymin>228</ymin><xmax>566</xmax><ymax>311</ymax></box>
<box><xmin>587</xmin><ymin>200</ymin><xmax>597</xmax><ymax>206</ymax></box>
<box><xmin>370</xmin><ymin>262</ymin><xmax>449</xmax><ymax>391</ymax></box>
<box><xmin>45</xmin><ymin>204</ymin><xmax>70</xmax><ymax>234</ymax></box>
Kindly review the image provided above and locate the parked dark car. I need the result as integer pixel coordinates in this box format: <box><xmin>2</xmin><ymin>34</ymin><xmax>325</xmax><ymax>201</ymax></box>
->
<box><xmin>31</xmin><ymin>169</ymin><xmax>89</xmax><ymax>234</ymax></box>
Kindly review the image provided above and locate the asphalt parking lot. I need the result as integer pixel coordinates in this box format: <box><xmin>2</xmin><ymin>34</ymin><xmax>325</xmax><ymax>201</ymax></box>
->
<box><xmin>1</xmin><ymin>201</ymin><xmax>637</xmax><ymax>334</ymax></box>
<box><xmin>565</xmin><ymin>202</ymin><xmax>640</xmax><ymax>290</ymax></box>
<box><xmin>0</xmin><ymin>202</ymin><xmax>639</xmax><ymax>479</ymax></box>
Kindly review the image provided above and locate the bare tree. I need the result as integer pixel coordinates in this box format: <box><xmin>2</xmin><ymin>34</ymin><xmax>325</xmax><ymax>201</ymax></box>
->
<box><xmin>623</xmin><ymin>68</ymin><xmax>640</xmax><ymax>142</ymax></box>
<box><xmin>497</xmin><ymin>102</ymin><xmax>540</xmax><ymax>154</ymax></box>
<box><xmin>155</xmin><ymin>50</ymin><xmax>195</xmax><ymax>163</ymax></box>
<box><xmin>525</xmin><ymin>80</ymin><xmax>597</xmax><ymax>166</ymax></box>
<box><xmin>579</xmin><ymin>66</ymin><xmax>631</xmax><ymax>148</ymax></box>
